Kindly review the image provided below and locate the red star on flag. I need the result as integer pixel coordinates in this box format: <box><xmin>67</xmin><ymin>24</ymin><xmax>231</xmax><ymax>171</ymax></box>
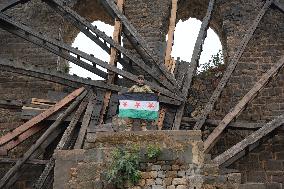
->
<box><xmin>135</xmin><ymin>102</ymin><xmax>141</xmax><ymax>108</ymax></box>
<box><xmin>147</xmin><ymin>102</ymin><xmax>155</xmax><ymax>109</ymax></box>
<box><xmin>122</xmin><ymin>101</ymin><xmax>128</xmax><ymax>107</ymax></box>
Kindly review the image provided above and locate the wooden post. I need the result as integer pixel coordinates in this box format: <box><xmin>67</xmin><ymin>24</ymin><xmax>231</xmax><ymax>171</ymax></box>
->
<box><xmin>164</xmin><ymin>0</ymin><xmax>178</xmax><ymax>70</ymax></box>
<box><xmin>99</xmin><ymin>0</ymin><xmax>124</xmax><ymax>124</ymax></box>
<box><xmin>158</xmin><ymin>0</ymin><xmax>178</xmax><ymax>130</ymax></box>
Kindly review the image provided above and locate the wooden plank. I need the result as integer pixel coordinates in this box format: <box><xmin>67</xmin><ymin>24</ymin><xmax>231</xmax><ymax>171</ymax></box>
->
<box><xmin>99</xmin><ymin>0</ymin><xmax>124</xmax><ymax>125</ymax></box>
<box><xmin>5</xmin><ymin>124</ymin><xmax>67</xmax><ymax>189</ymax></box>
<box><xmin>194</xmin><ymin>0</ymin><xmax>274</xmax><ymax>130</ymax></box>
<box><xmin>0</xmin><ymin>158</ymin><xmax>48</xmax><ymax>165</ymax></box>
<box><xmin>45</xmin><ymin>0</ymin><xmax>178</xmax><ymax>92</ymax></box>
<box><xmin>164</xmin><ymin>0</ymin><xmax>178</xmax><ymax>70</ymax></box>
<box><xmin>34</xmin><ymin>97</ymin><xmax>89</xmax><ymax>189</ymax></box>
<box><xmin>213</xmin><ymin>114</ymin><xmax>284</xmax><ymax>166</ymax></box>
<box><xmin>0</xmin><ymin>124</ymin><xmax>46</xmax><ymax>156</ymax></box>
<box><xmin>181</xmin><ymin>117</ymin><xmax>265</xmax><ymax>129</ymax></box>
<box><xmin>74</xmin><ymin>92</ymin><xmax>97</xmax><ymax>149</ymax></box>
<box><xmin>172</xmin><ymin>0</ymin><xmax>215</xmax><ymax>130</ymax></box>
<box><xmin>0</xmin><ymin>99</ymin><xmax>22</xmax><ymax>109</ymax></box>
<box><xmin>0</xmin><ymin>90</ymin><xmax>87</xmax><ymax>188</ymax></box>
<box><xmin>0</xmin><ymin>87</ymin><xmax>85</xmax><ymax>147</ymax></box>
<box><xmin>204</xmin><ymin>55</ymin><xmax>284</xmax><ymax>153</ymax></box>
<box><xmin>274</xmin><ymin>0</ymin><xmax>284</xmax><ymax>13</ymax></box>
<box><xmin>0</xmin><ymin>13</ymin><xmax>180</xmax><ymax>99</ymax></box>
<box><xmin>0</xmin><ymin>58</ymin><xmax>181</xmax><ymax>105</ymax></box>
<box><xmin>101</xmin><ymin>0</ymin><xmax>179</xmax><ymax>88</ymax></box>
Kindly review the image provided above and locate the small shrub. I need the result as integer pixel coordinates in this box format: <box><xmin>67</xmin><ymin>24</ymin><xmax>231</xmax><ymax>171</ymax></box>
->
<box><xmin>146</xmin><ymin>144</ymin><xmax>161</xmax><ymax>159</ymax></box>
<box><xmin>106</xmin><ymin>146</ymin><xmax>141</xmax><ymax>188</ymax></box>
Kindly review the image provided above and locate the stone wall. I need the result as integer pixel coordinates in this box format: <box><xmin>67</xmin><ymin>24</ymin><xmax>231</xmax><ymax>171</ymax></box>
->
<box><xmin>53</xmin><ymin>131</ymin><xmax>241</xmax><ymax>189</ymax></box>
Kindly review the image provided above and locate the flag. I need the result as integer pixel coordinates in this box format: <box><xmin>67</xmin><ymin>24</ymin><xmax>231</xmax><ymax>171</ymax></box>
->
<box><xmin>118</xmin><ymin>93</ymin><xmax>159</xmax><ymax>120</ymax></box>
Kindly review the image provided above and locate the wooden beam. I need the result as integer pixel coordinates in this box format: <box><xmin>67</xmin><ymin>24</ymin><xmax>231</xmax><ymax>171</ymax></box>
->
<box><xmin>181</xmin><ymin>117</ymin><xmax>265</xmax><ymax>129</ymax></box>
<box><xmin>274</xmin><ymin>0</ymin><xmax>284</xmax><ymax>13</ymax></box>
<box><xmin>213</xmin><ymin>114</ymin><xmax>284</xmax><ymax>166</ymax></box>
<box><xmin>0</xmin><ymin>58</ymin><xmax>181</xmax><ymax>105</ymax></box>
<box><xmin>99</xmin><ymin>0</ymin><xmax>124</xmax><ymax>124</ymax></box>
<box><xmin>0</xmin><ymin>90</ymin><xmax>87</xmax><ymax>188</ymax></box>
<box><xmin>204</xmin><ymin>55</ymin><xmax>284</xmax><ymax>153</ymax></box>
<box><xmin>34</xmin><ymin>97</ymin><xmax>89</xmax><ymax>189</ymax></box>
<box><xmin>101</xmin><ymin>0</ymin><xmax>179</xmax><ymax>88</ymax></box>
<box><xmin>46</xmin><ymin>0</ymin><xmax>178</xmax><ymax>93</ymax></box>
<box><xmin>74</xmin><ymin>92</ymin><xmax>97</xmax><ymax>149</ymax></box>
<box><xmin>0</xmin><ymin>13</ymin><xmax>181</xmax><ymax>99</ymax></box>
<box><xmin>172</xmin><ymin>0</ymin><xmax>215</xmax><ymax>130</ymax></box>
<box><xmin>0</xmin><ymin>87</ymin><xmax>85</xmax><ymax>147</ymax></box>
<box><xmin>0</xmin><ymin>158</ymin><xmax>48</xmax><ymax>165</ymax></box>
<box><xmin>194</xmin><ymin>0</ymin><xmax>274</xmax><ymax>130</ymax></box>
<box><xmin>164</xmin><ymin>0</ymin><xmax>178</xmax><ymax>69</ymax></box>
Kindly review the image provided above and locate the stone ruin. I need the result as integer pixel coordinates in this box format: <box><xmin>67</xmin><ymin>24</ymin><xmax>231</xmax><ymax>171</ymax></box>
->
<box><xmin>0</xmin><ymin>0</ymin><xmax>283</xmax><ymax>188</ymax></box>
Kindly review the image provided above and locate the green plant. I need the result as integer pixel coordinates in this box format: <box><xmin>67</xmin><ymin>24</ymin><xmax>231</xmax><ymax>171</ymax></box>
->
<box><xmin>199</xmin><ymin>49</ymin><xmax>224</xmax><ymax>76</ymax></box>
<box><xmin>146</xmin><ymin>144</ymin><xmax>161</xmax><ymax>159</ymax></box>
<box><xmin>106</xmin><ymin>146</ymin><xmax>141</xmax><ymax>188</ymax></box>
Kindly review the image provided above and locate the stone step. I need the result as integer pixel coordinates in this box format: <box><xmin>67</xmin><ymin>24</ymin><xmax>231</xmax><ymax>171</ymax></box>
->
<box><xmin>239</xmin><ymin>182</ymin><xmax>283</xmax><ymax>189</ymax></box>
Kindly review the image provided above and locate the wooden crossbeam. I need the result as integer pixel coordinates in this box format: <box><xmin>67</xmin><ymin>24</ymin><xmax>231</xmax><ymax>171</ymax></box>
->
<box><xmin>0</xmin><ymin>58</ymin><xmax>181</xmax><ymax>106</ymax></box>
<box><xmin>101</xmin><ymin>0</ymin><xmax>179</xmax><ymax>88</ymax></box>
<box><xmin>5</xmin><ymin>121</ymin><xmax>67</xmax><ymax>189</ymax></box>
<box><xmin>204</xmin><ymin>55</ymin><xmax>284</xmax><ymax>153</ymax></box>
<box><xmin>172</xmin><ymin>0</ymin><xmax>215</xmax><ymax>130</ymax></box>
<box><xmin>0</xmin><ymin>12</ymin><xmax>181</xmax><ymax>101</ymax></box>
<box><xmin>213</xmin><ymin>114</ymin><xmax>284</xmax><ymax>166</ymax></box>
<box><xmin>74</xmin><ymin>93</ymin><xmax>96</xmax><ymax>149</ymax></box>
<box><xmin>0</xmin><ymin>158</ymin><xmax>48</xmax><ymax>165</ymax></box>
<box><xmin>0</xmin><ymin>90</ymin><xmax>87</xmax><ymax>188</ymax></box>
<box><xmin>99</xmin><ymin>0</ymin><xmax>124</xmax><ymax>125</ymax></box>
<box><xmin>0</xmin><ymin>87</ymin><xmax>85</xmax><ymax>147</ymax></box>
<box><xmin>34</xmin><ymin>96</ymin><xmax>89</xmax><ymax>189</ymax></box>
<box><xmin>274</xmin><ymin>0</ymin><xmax>284</xmax><ymax>13</ymax></box>
<box><xmin>194</xmin><ymin>0</ymin><xmax>274</xmax><ymax>130</ymax></box>
<box><xmin>181</xmin><ymin>117</ymin><xmax>265</xmax><ymax>129</ymax></box>
<box><xmin>45</xmin><ymin>0</ymin><xmax>178</xmax><ymax>93</ymax></box>
<box><xmin>0</xmin><ymin>0</ymin><xmax>29</xmax><ymax>12</ymax></box>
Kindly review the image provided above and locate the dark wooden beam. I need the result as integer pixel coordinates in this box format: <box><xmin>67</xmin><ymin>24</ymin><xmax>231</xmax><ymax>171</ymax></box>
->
<box><xmin>172</xmin><ymin>0</ymin><xmax>215</xmax><ymax>130</ymax></box>
<box><xmin>0</xmin><ymin>0</ymin><xmax>30</xmax><ymax>12</ymax></box>
<box><xmin>0</xmin><ymin>13</ymin><xmax>181</xmax><ymax>100</ymax></box>
<box><xmin>204</xmin><ymin>55</ymin><xmax>284</xmax><ymax>153</ymax></box>
<box><xmin>0</xmin><ymin>58</ymin><xmax>181</xmax><ymax>105</ymax></box>
<box><xmin>0</xmin><ymin>90</ymin><xmax>87</xmax><ymax>188</ymax></box>
<box><xmin>34</xmin><ymin>96</ymin><xmax>89</xmax><ymax>189</ymax></box>
<box><xmin>100</xmin><ymin>0</ymin><xmax>179</xmax><ymax>88</ymax></box>
<box><xmin>194</xmin><ymin>0</ymin><xmax>274</xmax><ymax>130</ymax></box>
<box><xmin>213</xmin><ymin>114</ymin><xmax>284</xmax><ymax>167</ymax></box>
<box><xmin>0</xmin><ymin>158</ymin><xmax>48</xmax><ymax>165</ymax></box>
<box><xmin>274</xmin><ymin>0</ymin><xmax>284</xmax><ymax>13</ymax></box>
<box><xmin>0</xmin><ymin>87</ymin><xmax>85</xmax><ymax>148</ymax></box>
<box><xmin>44</xmin><ymin>0</ymin><xmax>179</xmax><ymax>93</ymax></box>
<box><xmin>74</xmin><ymin>93</ymin><xmax>96</xmax><ymax>149</ymax></box>
<box><xmin>181</xmin><ymin>117</ymin><xmax>265</xmax><ymax>129</ymax></box>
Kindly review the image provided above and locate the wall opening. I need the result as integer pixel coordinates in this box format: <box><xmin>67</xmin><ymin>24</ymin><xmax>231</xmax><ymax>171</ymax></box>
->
<box><xmin>170</xmin><ymin>18</ymin><xmax>224</xmax><ymax>73</ymax></box>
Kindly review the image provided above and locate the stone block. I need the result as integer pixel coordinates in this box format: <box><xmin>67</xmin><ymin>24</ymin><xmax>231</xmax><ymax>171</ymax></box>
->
<box><xmin>145</xmin><ymin>179</ymin><xmax>155</xmax><ymax>186</ymax></box>
<box><xmin>165</xmin><ymin>171</ymin><xmax>177</xmax><ymax>178</ymax></box>
<box><xmin>176</xmin><ymin>185</ymin><xmax>187</xmax><ymax>189</ymax></box>
<box><xmin>152</xmin><ymin>185</ymin><xmax>163</xmax><ymax>189</ymax></box>
<box><xmin>172</xmin><ymin>178</ymin><xmax>187</xmax><ymax>185</ymax></box>
<box><xmin>167</xmin><ymin>185</ymin><xmax>175</xmax><ymax>189</ymax></box>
